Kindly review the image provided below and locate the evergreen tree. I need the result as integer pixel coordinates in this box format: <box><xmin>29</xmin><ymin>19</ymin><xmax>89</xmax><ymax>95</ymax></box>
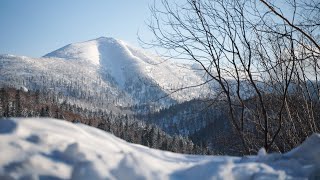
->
<box><xmin>15</xmin><ymin>90</ymin><xmax>22</xmax><ymax>117</ymax></box>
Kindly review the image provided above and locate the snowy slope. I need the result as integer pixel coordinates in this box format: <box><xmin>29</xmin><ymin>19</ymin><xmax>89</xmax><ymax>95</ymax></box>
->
<box><xmin>44</xmin><ymin>37</ymin><xmax>207</xmax><ymax>92</ymax></box>
<box><xmin>0</xmin><ymin>54</ymin><xmax>127</xmax><ymax>111</ymax></box>
<box><xmin>44</xmin><ymin>37</ymin><xmax>210</xmax><ymax>100</ymax></box>
<box><xmin>0</xmin><ymin>37</ymin><xmax>210</xmax><ymax>110</ymax></box>
<box><xmin>0</xmin><ymin>118</ymin><xmax>319</xmax><ymax>180</ymax></box>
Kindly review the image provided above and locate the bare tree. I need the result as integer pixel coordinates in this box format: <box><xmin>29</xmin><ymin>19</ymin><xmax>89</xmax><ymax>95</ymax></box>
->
<box><xmin>144</xmin><ymin>0</ymin><xmax>320</xmax><ymax>153</ymax></box>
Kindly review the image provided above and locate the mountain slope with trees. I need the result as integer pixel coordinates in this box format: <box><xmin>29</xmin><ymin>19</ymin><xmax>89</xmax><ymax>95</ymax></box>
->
<box><xmin>0</xmin><ymin>87</ymin><xmax>210</xmax><ymax>155</ymax></box>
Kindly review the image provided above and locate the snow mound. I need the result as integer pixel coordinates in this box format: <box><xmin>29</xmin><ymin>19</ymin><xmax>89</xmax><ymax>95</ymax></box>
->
<box><xmin>0</xmin><ymin>118</ymin><xmax>319</xmax><ymax>180</ymax></box>
<box><xmin>285</xmin><ymin>134</ymin><xmax>320</xmax><ymax>163</ymax></box>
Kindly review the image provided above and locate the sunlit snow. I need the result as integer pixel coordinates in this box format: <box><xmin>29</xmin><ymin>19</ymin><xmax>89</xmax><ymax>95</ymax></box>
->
<box><xmin>0</xmin><ymin>118</ymin><xmax>319</xmax><ymax>180</ymax></box>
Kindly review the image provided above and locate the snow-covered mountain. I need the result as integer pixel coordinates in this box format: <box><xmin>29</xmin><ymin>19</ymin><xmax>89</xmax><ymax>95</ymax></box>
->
<box><xmin>0</xmin><ymin>118</ymin><xmax>319</xmax><ymax>180</ymax></box>
<box><xmin>0</xmin><ymin>37</ymin><xmax>210</xmax><ymax>110</ymax></box>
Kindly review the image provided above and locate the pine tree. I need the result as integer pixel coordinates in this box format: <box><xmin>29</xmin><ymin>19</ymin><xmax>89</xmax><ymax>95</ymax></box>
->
<box><xmin>15</xmin><ymin>90</ymin><xmax>22</xmax><ymax>117</ymax></box>
<box><xmin>0</xmin><ymin>88</ymin><xmax>4</xmax><ymax>117</ymax></box>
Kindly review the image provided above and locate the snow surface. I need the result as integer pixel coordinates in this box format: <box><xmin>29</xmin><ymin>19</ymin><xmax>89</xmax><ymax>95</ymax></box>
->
<box><xmin>0</xmin><ymin>118</ymin><xmax>319</xmax><ymax>180</ymax></box>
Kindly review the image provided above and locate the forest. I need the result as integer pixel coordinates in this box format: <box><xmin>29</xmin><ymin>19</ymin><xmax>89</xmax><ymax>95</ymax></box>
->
<box><xmin>0</xmin><ymin>87</ymin><xmax>212</xmax><ymax>155</ymax></box>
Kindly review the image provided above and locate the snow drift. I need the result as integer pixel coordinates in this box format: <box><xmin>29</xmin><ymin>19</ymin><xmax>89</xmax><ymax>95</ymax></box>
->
<box><xmin>0</xmin><ymin>118</ymin><xmax>319</xmax><ymax>180</ymax></box>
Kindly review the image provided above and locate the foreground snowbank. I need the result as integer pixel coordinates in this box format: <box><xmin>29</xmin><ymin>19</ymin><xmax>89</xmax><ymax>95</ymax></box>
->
<box><xmin>0</xmin><ymin>118</ymin><xmax>319</xmax><ymax>180</ymax></box>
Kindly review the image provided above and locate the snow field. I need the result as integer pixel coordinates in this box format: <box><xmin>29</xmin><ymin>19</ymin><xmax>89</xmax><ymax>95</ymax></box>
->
<box><xmin>0</xmin><ymin>118</ymin><xmax>319</xmax><ymax>180</ymax></box>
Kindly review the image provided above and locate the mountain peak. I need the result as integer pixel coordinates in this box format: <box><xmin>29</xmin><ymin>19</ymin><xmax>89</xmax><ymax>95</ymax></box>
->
<box><xmin>43</xmin><ymin>37</ymin><xmax>127</xmax><ymax>66</ymax></box>
<box><xmin>1</xmin><ymin>37</ymin><xmax>211</xmax><ymax>109</ymax></box>
<box><xmin>95</xmin><ymin>36</ymin><xmax>118</xmax><ymax>42</ymax></box>
<box><xmin>43</xmin><ymin>37</ymin><xmax>158</xmax><ymax>68</ymax></box>
<box><xmin>43</xmin><ymin>37</ymin><xmax>161</xmax><ymax>87</ymax></box>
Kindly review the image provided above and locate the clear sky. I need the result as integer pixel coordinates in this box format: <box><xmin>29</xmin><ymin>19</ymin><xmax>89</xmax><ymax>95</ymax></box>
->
<box><xmin>0</xmin><ymin>0</ymin><xmax>153</xmax><ymax>57</ymax></box>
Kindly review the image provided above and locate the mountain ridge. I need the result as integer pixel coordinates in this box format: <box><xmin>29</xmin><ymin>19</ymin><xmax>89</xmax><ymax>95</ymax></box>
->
<box><xmin>0</xmin><ymin>37</ymin><xmax>211</xmax><ymax>111</ymax></box>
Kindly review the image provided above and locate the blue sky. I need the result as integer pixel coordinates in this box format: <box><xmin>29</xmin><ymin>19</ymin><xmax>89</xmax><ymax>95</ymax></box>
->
<box><xmin>0</xmin><ymin>0</ymin><xmax>153</xmax><ymax>57</ymax></box>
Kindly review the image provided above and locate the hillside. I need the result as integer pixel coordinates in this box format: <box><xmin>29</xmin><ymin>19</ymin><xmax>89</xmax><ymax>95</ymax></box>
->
<box><xmin>0</xmin><ymin>37</ymin><xmax>211</xmax><ymax>112</ymax></box>
<box><xmin>0</xmin><ymin>87</ymin><xmax>208</xmax><ymax>155</ymax></box>
<box><xmin>0</xmin><ymin>118</ymin><xmax>319</xmax><ymax>180</ymax></box>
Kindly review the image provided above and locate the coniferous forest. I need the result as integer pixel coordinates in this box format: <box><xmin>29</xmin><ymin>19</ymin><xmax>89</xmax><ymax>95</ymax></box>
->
<box><xmin>0</xmin><ymin>87</ymin><xmax>212</xmax><ymax>155</ymax></box>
